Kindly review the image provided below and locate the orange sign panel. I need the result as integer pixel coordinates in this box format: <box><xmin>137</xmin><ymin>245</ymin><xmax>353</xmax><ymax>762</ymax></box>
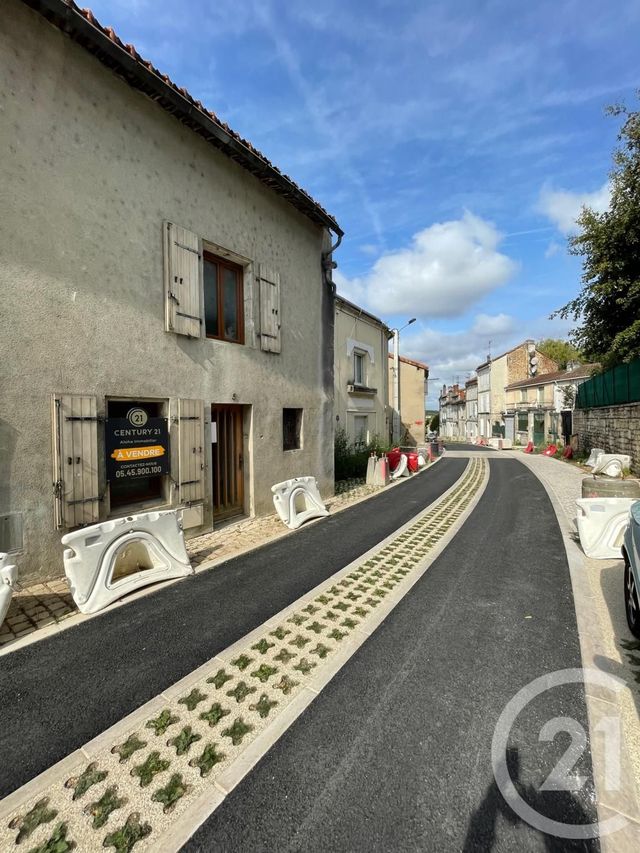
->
<box><xmin>110</xmin><ymin>446</ymin><xmax>166</xmax><ymax>463</ymax></box>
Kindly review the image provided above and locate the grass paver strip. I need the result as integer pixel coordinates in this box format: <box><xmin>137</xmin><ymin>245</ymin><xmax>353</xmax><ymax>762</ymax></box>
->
<box><xmin>0</xmin><ymin>459</ymin><xmax>485</xmax><ymax>853</ymax></box>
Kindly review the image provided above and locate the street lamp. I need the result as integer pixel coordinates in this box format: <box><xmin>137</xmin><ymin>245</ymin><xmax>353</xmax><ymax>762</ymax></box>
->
<box><xmin>391</xmin><ymin>318</ymin><xmax>416</xmax><ymax>444</ymax></box>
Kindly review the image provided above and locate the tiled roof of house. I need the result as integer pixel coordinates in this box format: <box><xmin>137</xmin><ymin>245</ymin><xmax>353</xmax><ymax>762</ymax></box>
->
<box><xmin>22</xmin><ymin>0</ymin><xmax>342</xmax><ymax>236</ymax></box>
<box><xmin>505</xmin><ymin>364</ymin><xmax>600</xmax><ymax>390</ymax></box>
<box><xmin>335</xmin><ymin>295</ymin><xmax>391</xmax><ymax>333</ymax></box>
<box><xmin>388</xmin><ymin>353</ymin><xmax>430</xmax><ymax>373</ymax></box>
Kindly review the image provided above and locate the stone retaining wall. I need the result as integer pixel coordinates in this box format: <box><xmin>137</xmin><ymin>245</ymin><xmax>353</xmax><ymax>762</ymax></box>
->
<box><xmin>573</xmin><ymin>403</ymin><xmax>640</xmax><ymax>473</ymax></box>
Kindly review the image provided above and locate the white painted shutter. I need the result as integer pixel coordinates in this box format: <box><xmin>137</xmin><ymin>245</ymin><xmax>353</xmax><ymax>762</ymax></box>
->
<box><xmin>178</xmin><ymin>399</ymin><xmax>205</xmax><ymax>504</ymax></box>
<box><xmin>52</xmin><ymin>394</ymin><xmax>100</xmax><ymax>529</ymax></box>
<box><xmin>259</xmin><ymin>264</ymin><xmax>281</xmax><ymax>353</ymax></box>
<box><xmin>164</xmin><ymin>221</ymin><xmax>202</xmax><ymax>338</ymax></box>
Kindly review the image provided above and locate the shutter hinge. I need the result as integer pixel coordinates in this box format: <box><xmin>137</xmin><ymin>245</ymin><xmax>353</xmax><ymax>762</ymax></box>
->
<box><xmin>64</xmin><ymin>415</ymin><xmax>103</xmax><ymax>422</ymax></box>
<box><xmin>176</xmin><ymin>311</ymin><xmax>202</xmax><ymax>323</ymax></box>
<box><xmin>179</xmin><ymin>416</ymin><xmax>200</xmax><ymax>421</ymax></box>
<box><xmin>169</xmin><ymin>291</ymin><xmax>180</xmax><ymax>303</ymax></box>
<box><xmin>180</xmin><ymin>480</ymin><xmax>200</xmax><ymax>487</ymax></box>
<box><xmin>174</xmin><ymin>240</ymin><xmax>201</xmax><ymax>257</ymax></box>
<box><xmin>67</xmin><ymin>495</ymin><xmax>103</xmax><ymax>506</ymax></box>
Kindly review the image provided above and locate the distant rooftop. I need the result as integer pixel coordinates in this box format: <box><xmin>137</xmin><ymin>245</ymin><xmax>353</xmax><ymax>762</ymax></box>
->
<box><xmin>505</xmin><ymin>364</ymin><xmax>600</xmax><ymax>390</ymax></box>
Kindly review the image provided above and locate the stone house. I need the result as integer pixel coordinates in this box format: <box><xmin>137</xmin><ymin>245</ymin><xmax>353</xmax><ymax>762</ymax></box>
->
<box><xmin>505</xmin><ymin>364</ymin><xmax>599</xmax><ymax>446</ymax></box>
<box><xmin>465</xmin><ymin>378</ymin><xmax>478</xmax><ymax>441</ymax></box>
<box><xmin>476</xmin><ymin>341</ymin><xmax>558</xmax><ymax>439</ymax></box>
<box><xmin>0</xmin><ymin>0</ymin><xmax>342</xmax><ymax>583</ymax></box>
<box><xmin>439</xmin><ymin>385</ymin><xmax>466</xmax><ymax>439</ymax></box>
<box><xmin>334</xmin><ymin>296</ymin><xmax>391</xmax><ymax>449</ymax></box>
<box><xmin>388</xmin><ymin>355</ymin><xmax>430</xmax><ymax>447</ymax></box>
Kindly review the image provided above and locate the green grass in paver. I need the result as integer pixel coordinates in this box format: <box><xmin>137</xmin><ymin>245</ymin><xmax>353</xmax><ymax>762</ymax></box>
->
<box><xmin>131</xmin><ymin>752</ymin><xmax>170</xmax><ymax>787</ymax></box>
<box><xmin>302</xmin><ymin>604</ymin><xmax>320</xmax><ymax>614</ymax></box>
<box><xmin>65</xmin><ymin>761</ymin><xmax>108</xmax><ymax>800</ymax></box>
<box><xmin>222</xmin><ymin>718</ymin><xmax>254</xmax><ymax>746</ymax></box>
<box><xmin>151</xmin><ymin>773</ymin><xmax>190</xmax><ymax>814</ymax></box>
<box><xmin>167</xmin><ymin>726</ymin><xmax>202</xmax><ymax>756</ymax></box>
<box><xmin>275</xmin><ymin>674</ymin><xmax>299</xmax><ymax>695</ymax></box>
<box><xmin>293</xmin><ymin>657</ymin><xmax>317</xmax><ymax>675</ymax></box>
<box><xmin>353</xmin><ymin>606</ymin><xmax>369</xmax><ymax>617</ymax></box>
<box><xmin>364</xmin><ymin>598</ymin><xmax>380</xmax><ymax>608</ymax></box>
<box><xmin>310</xmin><ymin>643</ymin><xmax>330</xmax><ymax>658</ymax></box>
<box><xmin>327</xmin><ymin>585</ymin><xmax>341</xmax><ymax>596</ymax></box>
<box><xmin>383</xmin><ymin>581</ymin><xmax>396</xmax><ymax>590</ymax></box>
<box><xmin>306</xmin><ymin>621</ymin><xmax>325</xmax><ymax>635</ymax></box>
<box><xmin>287</xmin><ymin>613</ymin><xmax>307</xmax><ymax>626</ymax></box>
<box><xmin>338</xmin><ymin>579</ymin><xmax>352</xmax><ymax>588</ymax></box>
<box><xmin>373</xmin><ymin>588</ymin><xmax>387</xmax><ymax>598</ymax></box>
<box><xmin>207</xmin><ymin>668</ymin><xmax>233</xmax><ymax>689</ymax></box>
<box><xmin>341</xmin><ymin>618</ymin><xmax>358</xmax><ymax>629</ymax></box>
<box><xmin>103</xmin><ymin>812</ymin><xmax>151</xmax><ymax>853</ymax></box>
<box><xmin>250</xmin><ymin>694</ymin><xmax>279</xmax><ymax>718</ymax></box>
<box><xmin>200</xmin><ymin>703</ymin><xmax>231</xmax><ymax>727</ymax></box>
<box><xmin>355</xmin><ymin>584</ymin><xmax>369</xmax><ymax>593</ymax></box>
<box><xmin>189</xmin><ymin>743</ymin><xmax>226</xmax><ymax>777</ymax></box>
<box><xmin>251</xmin><ymin>664</ymin><xmax>279</xmax><ymax>683</ymax></box>
<box><xmin>333</xmin><ymin>601</ymin><xmax>350</xmax><ymax>612</ymax></box>
<box><xmin>231</xmin><ymin>654</ymin><xmax>253</xmax><ymax>671</ymax></box>
<box><xmin>274</xmin><ymin>648</ymin><xmax>297</xmax><ymax>663</ymax></box>
<box><xmin>328</xmin><ymin>629</ymin><xmax>347</xmax><ymax>642</ymax></box>
<box><xmin>345</xmin><ymin>592</ymin><xmax>361</xmax><ymax>601</ymax></box>
<box><xmin>270</xmin><ymin>626</ymin><xmax>291</xmax><ymax>640</ymax></box>
<box><xmin>145</xmin><ymin>709</ymin><xmax>179</xmax><ymax>736</ymax></box>
<box><xmin>25</xmin><ymin>822</ymin><xmax>74</xmax><ymax>853</ymax></box>
<box><xmin>85</xmin><ymin>785</ymin><xmax>127</xmax><ymax>829</ymax></box>
<box><xmin>251</xmin><ymin>638</ymin><xmax>275</xmax><ymax>655</ymax></box>
<box><xmin>362</xmin><ymin>578</ymin><xmax>376</xmax><ymax>587</ymax></box>
<box><xmin>289</xmin><ymin>634</ymin><xmax>310</xmax><ymax>648</ymax></box>
<box><xmin>315</xmin><ymin>594</ymin><xmax>331</xmax><ymax>605</ymax></box>
<box><xmin>178</xmin><ymin>688</ymin><xmax>208</xmax><ymax>711</ymax></box>
<box><xmin>9</xmin><ymin>797</ymin><xmax>57</xmax><ymax>844</ymax></box>
<box><xmin>226</xmin><ymin>681</ymin><xmax>257</xmax><ymax>703</ymax></box>
<box><xmin>112</xmin><ymin>734</ymin><xmax>147</xmax><ymax>763</ymax></box>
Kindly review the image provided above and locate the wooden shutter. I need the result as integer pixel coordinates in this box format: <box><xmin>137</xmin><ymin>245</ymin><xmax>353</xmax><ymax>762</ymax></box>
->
<box><xmin>52</xmin><ymin>394</ymin><xmax>100</xmax><ymax>529</ymax></box>
<box><xmin>259</xmin><ymin>264</ymin><xmax>281</xmax><ymax>353</ymax></box>
<box><xmin>164</xmin><ymin>221</ymin><xmax>202</xmax><ymax>338</ymax></box>
<box><xmin>178</xmin><ymin>399</ymin><xmax>205</xmax><ymax>504</ymax></box>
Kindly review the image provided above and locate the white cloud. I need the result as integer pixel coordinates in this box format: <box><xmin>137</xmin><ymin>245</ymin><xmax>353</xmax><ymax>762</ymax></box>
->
<box><xmin>544</xmin><ymin>240</ymin><xmax>562</xmax><ymax>258</ymax></box>
<box><xmin>538</xmin><ymin>181</ymin><xmax>610</xmax><ymax>235</ymax></box>
<box><xmin>335</xmin><ymin>212</ymin><xmax>518</xmax><ymax>319</ymax></box>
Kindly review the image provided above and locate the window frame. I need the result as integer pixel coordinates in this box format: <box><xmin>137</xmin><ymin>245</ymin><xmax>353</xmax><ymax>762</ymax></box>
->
<box><xmin>353</xmin><ymin>414</ymin><xmax>369</xmax><ymax>449</ymax></box>
<box><xmin>203</xmin><ymin>250</ymin><xmax>245</xmax><ymax>345</ymax></box>
<box><xmin>283</xmin><ymin>408</ymin><xmax>303</xmax><ymax>452</ymax></box>
<box><xmin>353</xmin><ymin>351</ymin><xmax>366</xmax><ymax>386</ymax></box>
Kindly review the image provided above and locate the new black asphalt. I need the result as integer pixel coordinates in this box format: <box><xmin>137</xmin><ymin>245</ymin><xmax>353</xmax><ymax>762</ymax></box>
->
<box><xmin>185</xmin><ymin>458</ymin><xmax>598</xmax><ymax>852</ymax></box>
<box><xmin>0</xmin><ymin>457</ymin><xmax>466</xmax><ymax>798</ymax></box>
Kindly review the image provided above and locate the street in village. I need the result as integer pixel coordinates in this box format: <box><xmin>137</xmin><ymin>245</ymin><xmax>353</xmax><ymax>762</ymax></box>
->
<box><xmin>2</xmin><ymin>448</ymin><xmax>639</xmax><ymax>851</ymax></box>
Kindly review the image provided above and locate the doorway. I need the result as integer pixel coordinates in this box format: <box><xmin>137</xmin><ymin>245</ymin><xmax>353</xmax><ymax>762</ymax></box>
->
<box><xmin>533</xmin><ymin>412</ymin><xmax>545</xmax><ymax>446</ymax></box>
<box><xmin>211</xmin><ymin>404</ymin><xmax>245</xmax><ymax>520</ymax></box>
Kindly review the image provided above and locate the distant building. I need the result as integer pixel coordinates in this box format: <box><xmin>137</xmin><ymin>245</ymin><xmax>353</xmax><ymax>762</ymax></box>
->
<box><xmin>505</xmin><ymin>364</ymin><xmax>599</xmax><ymax>445</ymax></box>
<box><xmin>388</xmin><ymin>355</ymin><xmax>430</xmax><ymax>446</ymax></box>
<box><xmin>465</xmin><ymin>378</ymin><xmax>478</xmax><ymax>440</ymax></box>
<box><xmin>439</xmin><ymin>384</ymin><xmax>466</xmax><ymax>439</ymax></box>
<box><xmin>476</xmin><ymin>341</ymin><xmax>558</xmax><ymax>439</ymax></box>
<box><xmin>334</xmin><ymin>296</ymin><xmax>391</xmax><ymax>448</ymax></box>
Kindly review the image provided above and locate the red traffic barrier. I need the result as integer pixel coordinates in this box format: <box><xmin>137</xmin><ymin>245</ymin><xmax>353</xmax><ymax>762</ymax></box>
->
<box><xmin>542</xmin><ymin>444</ymin><xmax>558</xmax><ymax>457</ymax></box>
<box><xmin>562</xmin><ymin>446</ymin><xmax>573</xmax><ymax>459</ymax></box>
<box><xmin>524</xmin><ymin>441</ymin><xmax>534</xmax><ymax>454</ymax></box>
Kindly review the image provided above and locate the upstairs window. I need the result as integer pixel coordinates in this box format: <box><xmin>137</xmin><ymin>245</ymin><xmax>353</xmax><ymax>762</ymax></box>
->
<box><xmin>354</xmin><ymin>352</ymin><xmax>365</xmax><ymax>385</ymax></box>
<box><xmin>204</xmin><ymin>252</ymin><xmax>244</xmax><ymax>344</ymax></box>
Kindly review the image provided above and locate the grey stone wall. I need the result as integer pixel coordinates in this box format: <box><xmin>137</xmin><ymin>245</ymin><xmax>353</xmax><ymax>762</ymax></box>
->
<box><xmin>573</xmin><ymin>403</ymin><xmax>640</xmax><ymax>473</ymax></box>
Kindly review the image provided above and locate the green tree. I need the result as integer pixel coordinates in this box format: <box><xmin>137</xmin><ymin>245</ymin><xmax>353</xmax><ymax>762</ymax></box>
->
<box><xmin>430</xmin><ymin>413</ymin><xmax>440</xmax><ymax>432</ymax></box>
<box><xmin>553</xmin><ymin>97</ymin><xmax>640</xmax><ymax>368</ymax></box>
<box><xmin>535</xmin><ymin>338</ymin><xmax>582</xmax><ymax>369</ymax></box>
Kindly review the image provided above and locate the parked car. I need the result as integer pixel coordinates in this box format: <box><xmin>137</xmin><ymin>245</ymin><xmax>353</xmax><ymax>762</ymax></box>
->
<box><xmin>622</xmin><ymin>501</ymin><xmax>640</xmax><ymax>638</ymax></box>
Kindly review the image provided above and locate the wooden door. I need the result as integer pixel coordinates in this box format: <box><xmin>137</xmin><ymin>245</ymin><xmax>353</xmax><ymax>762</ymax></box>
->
<box><xmin>211</xmin><ymin>405</ymin><xmax>244</xmax><ymax>520</ymax></box>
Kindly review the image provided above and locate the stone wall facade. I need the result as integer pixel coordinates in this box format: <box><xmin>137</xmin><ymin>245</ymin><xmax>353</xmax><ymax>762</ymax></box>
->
<box><xmin>573</xmin><ymin>403</ymin><xmax>640</xmax><ymax>473</ymax></box>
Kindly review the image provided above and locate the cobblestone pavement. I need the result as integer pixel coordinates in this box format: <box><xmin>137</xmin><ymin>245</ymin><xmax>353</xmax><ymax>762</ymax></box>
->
<box><xmin>0</xmin><ymin>479</ymin><xmax>395</xmax><ymax>649</ymax></box>
<box><xmin>510</xmin><ymin>449</ymin><xmax>640</xmax><ymax>794</ymax></box>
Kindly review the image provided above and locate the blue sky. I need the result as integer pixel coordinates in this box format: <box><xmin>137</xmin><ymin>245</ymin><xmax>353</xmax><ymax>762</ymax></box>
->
<box><xmin>90</xmin><ymin>0</ymin><xmax>639</xmax><ymax>405</ymax></box>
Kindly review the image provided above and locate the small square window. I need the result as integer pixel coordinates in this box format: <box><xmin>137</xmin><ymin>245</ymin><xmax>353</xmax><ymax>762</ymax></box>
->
<box><xmin>283</xmin><ymin>408</ymin><xmax>303</xmax><ymax>451</ymax></box>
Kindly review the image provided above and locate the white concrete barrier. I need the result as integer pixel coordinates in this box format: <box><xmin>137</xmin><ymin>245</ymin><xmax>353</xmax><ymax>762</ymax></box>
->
<box><xmin>592</xmin><ymin>454</ymin><xmax>632</xmax><ymax>478</ymax></box>
<box><xmin>575</xmin><ymin>498</ymin><xmax>635</xmax><ymax>559</ymax></box>
<box><xmin>272</xmin><ymin>476</ymin><xmax>329</xmax><ymax>530</ymax></box>
<box><xmin>61</xmin><ymin>510</ymin><xmax>193</xmax><ymax>614</ymax></box>
<box><xmin>391</xmin><ymin>454</ymin><xmax>408</xmax><ymax>480</ymax></box>
<box><xmin>0</xmin><ymin>553</ymin><xmax>17</xmax><ymax>626</ymax></box>
<box><xmin>585</xmin><ymin>448</ymin><xmax>604</xmax><ymax>468</ymax></box>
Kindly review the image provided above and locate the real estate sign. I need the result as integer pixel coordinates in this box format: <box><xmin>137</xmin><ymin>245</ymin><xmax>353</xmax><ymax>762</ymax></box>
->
<box><xmin>105</xmin><ymin>408</ymin><xmax>169</xmax><ymax>480</ymax></box>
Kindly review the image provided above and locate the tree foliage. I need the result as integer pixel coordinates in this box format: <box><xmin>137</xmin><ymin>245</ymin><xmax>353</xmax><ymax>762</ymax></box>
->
<box><xmin>535</xmin><ymin>338</ymin><xmax>582</xmax><ymax>369</ymax></box>
<box><xmin>553</xmin><ymin>96</ymin><xmax>640</xmax><ymax>368</ymax></box>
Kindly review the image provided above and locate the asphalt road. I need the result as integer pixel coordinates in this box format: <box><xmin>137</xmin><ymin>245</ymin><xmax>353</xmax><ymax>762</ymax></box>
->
<box><xmin>0</xmin><ymin>457</ymin><xmax>466</xmax><ymax>798</ymax></box>
<box><xmin>185</xmin><ymin>458</ymin><xmax>598</xmax><ymax>852</ymax></box>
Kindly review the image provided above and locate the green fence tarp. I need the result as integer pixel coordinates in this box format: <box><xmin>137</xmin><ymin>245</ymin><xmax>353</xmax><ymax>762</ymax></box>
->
<box><xmin>576</xmin><ymin>358</ymin><xmax>640</xmax><ymax>408</ymax></box>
